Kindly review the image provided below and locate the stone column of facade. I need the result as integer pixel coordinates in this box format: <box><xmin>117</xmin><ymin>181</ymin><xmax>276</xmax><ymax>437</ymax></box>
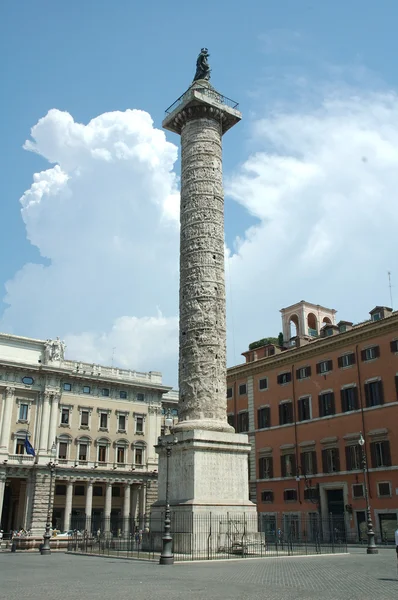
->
<box><xmin>0</xmin><ymin>387</ymin><xmax>15</xmax><ymax>451</ymax></box>
<box><xmin>138</xmin><ymin>484</ymin><xmax>146</xmax><ymax>529</ymax></box>
<box><xmin>123</xmin><ymin>483</ymin><xmax>131</xmax><ymax>536</ymax></box>
<box><xmin>63</xmin><ymin>480</ymin><xmax>73</xmax><ymax>532</ymax></box>
<box><xmin>24</xmin><ymin>474</ymin><xmax>34</xmax><ymax>531</ymax></box>
<box><xmin>16</xmin><ymin>481</ymin><xmax>27</xmax><ymax>530</ymax></box>
<box><xmin>0</xmin><ymin>473</ymin><xmax>6</xmax><ymax>525</ymax></box>
<box><xmin>85</xmin><ymin>481</ymin><xmax>93</xmax><ymax>532</ymax></box>
<box><xmin>47</xmin><ymin>393</ymin><xmax>60</xmax><ymax>451</ymax></box>
<box><xmin>131</xmin><ymin>485</ymin><xmax>138</xmax><ymax>525</ymax></box>
<box><xmin>29</xmin><ymin>470</ymin><xmax>53</xmax><ymax>536</ymax></box>
<box><xmin>39</xmin><ymin>391</ymin><xmax>51</xmax><ymax>453</ymax></box>
<box><xmin>104</xmin><ymin>481</ymin><xmax>112</xmax><ymax>533</ymax></box>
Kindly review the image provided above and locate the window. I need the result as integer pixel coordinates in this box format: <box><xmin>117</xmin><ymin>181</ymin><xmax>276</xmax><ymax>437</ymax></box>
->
<box><xmin>63</xmin><ymin>383</ymin><xmax>72</xmax><ymax>391</ymax></box>
<box><xmin>93</xmin><ymin>486</ymin><xmax>103</xmax><ymax>497</ymax></box>
<box><xmin>296</xmin><ymin>366</ymin><xmax>311</xmax><ymax>380</ymax></box>
<box><xmin>227</xmin><ymin>414</ymin><xmax>235</xmax><ymax>427</ymax></box>
<box><xmin>300</xmin><ymin>451</ymin><xmax>317</xmax><ymax>476</ymax></box>
<box><xmin>377</xmin><ymin>482</ymin><xmax>391</xmax><ymax>497</ymax></box>
<box><xmin>237</xmin><ymin>411</ymin><xmax>249</xmax><ymax>433</ymax></box>
<box><xmin>117</xmin><ymin>446</ymin><xmax>125</xmax><ymax>464</ymax></box>
<box><xmin>325</xmin><ymin>328</ymin><xmax>334</xmax><ymax>336</ymax></box>
<box><xmin>284</xmin><ymin>489</ymin><xmax>297</xmax><ymax>502</ymax></box>
<box><xmin>118</xmin><ymin>414</ymin><xmax>126</xmax><ymax>432</ymax></box>
<box><xmin>319</xmin><ymin>392</ymin><xmax>335</xmax><ymax>417</ymax></box>
<box><xmin>372</xmin><ymin>312</ymin><xmax>381</xmax><ymax>321</ymax></box>
<box><xmin>98</xmin><ymin>445</ymin><xmax>107</xmax><ymax>463</ymax></box>
<box><xmin>280</xmin><ymin>453</ymin><xmax>296</xmax><ymax>477</ymax></box>
<box><xmin>352</xmin><ymin>484</ymin><xmax>364</xmax><ymax>499</ymax></box>
<box><xmin>79</xmin><ymin>444</ymin><xmax>88</xmax><ymax>461</ymax></box>
<box><xmin>100</xmin><ymin>413</ymin><xmax>108</xmax><ymax>429</ymax></box>
<box><xmin>316</xmin><ymin>360</ymin><xmax>333</xmax><ymax>375</ymax></box>
<box><xmin>135</xmin><ymin>416</ymin><xmax>144</xmax><ymax>434</ymax></box>
<box><xmin>279</xmin><ymin>402</ymin><xmax>293</xmax><ymax>425</ymax></box>
<box><xmin>365</xmin><ymin>381</ymin><xmax>384</xmax><ymax>407</ymax></box>
<box><xmin>298</xmin><ymin>397</ymin><xmax>311</xmax><ymax>421</ymax></box>
<box><xmin>74</xmin><ymin>485</ymin><xmax>85</xmax><ymax>496</ymax></box>
<box><xmin>83</xmin><ymin>385</ymin><xmax>91</xmax><ymax>394</ymax></box>
<box><xmin>61</xmin><ymin>408</ymin><xmax>69</xmax><ymax>425</ymax></box>
<box><xmin>338</xmin><ymin>353</ymin><xmax>355</xmax><ymax>368</ymax></box>
<box><xmin>102</xmin><ymin>388</ymin><xmax>110</xmax><ymax>397</ymax></box>
<box><xmin>390</xmin><ymin>340</ymin><xmax>398</xmax><ymax>353</ymax></box>
<box><xmin>341</xmin><ymin>387</ymin><xmax>358</xmax><ymax>412</ymax></box>
<box><xmin>322</xmin><ymin>448</ymin><xmax>340</xmax><ymax>473</ymax></box>
<box><xmin>80</xmin><ymin>410</ymin><xmax>89</xmax><ymax>427</ymax></box>
<box><xmin>135</xmin><ymin>447</ymin><xmax>143</xmax><ymax>465</ymax></box>
<box><xmin>259</xmin><ymin>378</ymin><xmax>268</xmax><ymax>391</ymax></box>
<box><xmin>304</xmin><ymin>488</ymin><xmax>318</xmax><ymax>501</ymax></box>
<box><xmin>137</xmin><ymin>393</ymin><xmax>145</xmax><ymax>402</ymax></box>
<box><xmin>239</xmin><ymin>383</ymin><xmax>247</xmax><ymax>395</ymax></box>
<box><xmin>22</xmin><ymin>376</ymin><xmax>34</xmax><ymax>385</ymax></box>
<box><xmin>257</xmin><ymin>407</ymin><xmax>270</xmax><ymax>429</ymax></box>
<box><xmin>361</xmin><ymin>346</ymin><xmax>379</xmax><ymax>361</ymax></box>
<box><xmin>277</xmin><ymin>372</ymin><xmax>291</xmax><ymax>385</ymax></box>
<box><xmin>370</xmin><ymin>440</ymin><xmax>391</xmax><ymax>468</ymax></box>
<box><xmin>259</xmin><ymin>456</ymin><xmax>273</xmax><ymax>479</ymax></box>
<box><xmin>345</xmin><ymin>444</ymin><xmax>361</xmax><ymax>471</ymax></box>
<box><xmin>226</xmin><ymin>387</ymin><xmax>233</xmax><ymax>399</ymax></box>
<box><xmin>261</xmin><ymin>490</ymin><xmax>274</xmax><ymax>503</ymax></box>
<box><xmin>119</xmin><ymin>390</ymin><xmax>127</xmax><ymax>399</ymax></box>
<box><xmin>18</xmin><ymin>403</ymin><xmax>29</xmax><ymax>421</ymax></box>
<box><xmin>339</xmin><ymin>324</ymin><xmax>347</xmax><ymax>333</ymax></box>
<box><xmin>58</xmin><ymin>442</ymin><xmax>68</xmax><ymax>460</ymax></box>
<box><xmin>15</xmin><ymin>440</ymin><xmax>25</xmax><ymax>455</ymax></box>
<box><xmin>55</xmin><ymin>484</ymin><xmax>66</xmax><ymax>495</ymax></box>
<box><xmin>112</xmin><ymin>486</ymin><xmax>121</xmax><ymax>497</ymax></box>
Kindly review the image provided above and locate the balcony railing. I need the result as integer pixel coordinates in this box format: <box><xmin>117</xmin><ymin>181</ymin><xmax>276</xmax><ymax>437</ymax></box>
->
<box><xmin>8</xmin><ymin>455</ymin><xmax>35</xmax><ymax>464</ymax></box>
<box><xmin>165</xmin><ymin>86</ymin><xmax>239</xmax><ymax>115</ymax></box>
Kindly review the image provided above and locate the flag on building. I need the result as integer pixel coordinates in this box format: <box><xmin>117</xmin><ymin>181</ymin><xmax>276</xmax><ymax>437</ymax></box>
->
<box><xmin>24</xmin><ymin>433</ymin><xmax>36</xmax><ymax>457</ymax></box>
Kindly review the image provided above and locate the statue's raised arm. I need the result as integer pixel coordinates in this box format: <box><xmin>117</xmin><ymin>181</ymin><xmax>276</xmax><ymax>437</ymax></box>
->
<box><xmin>193</xmin><ymin>48</ymin><xmax>211</xmax><ymax>82</ymax></box>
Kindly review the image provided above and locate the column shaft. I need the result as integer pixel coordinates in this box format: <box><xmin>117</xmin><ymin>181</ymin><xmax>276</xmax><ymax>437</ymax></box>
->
<box><xmin>63</xmin><ymin>481</ymin><xmax>73</xmax><ymax>531</ymax></box>
<box><xmin>47</xmin><ymin>394</ymin><xmax>60</xmax><ymax>451</ymax></box>
<box><xmin>0</xmin><ymin>387</ymin><xmax>15</xmax><ymax>450</ymax></box>
<box><xmin>131</xmin><ymin>485</ymin><xmax>138</xmax><ymax>525</ymax></box>
<box><xmin>39</xmin><ymin>392</ymin><xmax>51</xmax><ymax>452</ymax></box>
<box><xmin>123</xmin><ymin>484</ymin><xmax>131</xmax><ymax>535</ymax></box>
<box><xmin>138</xmin><ymin>485</ymin><xmax>145</xmax><ymax>529</ymax></box>
<box><xmin>104</xmin><ymin>482</ymin><xmax>112</xmax><ymax>532</ymax></box>
<box><xmin>0</xmin><ymin>476</ymin><xmax>5</xmax><ymax>525</ymax></box>
<box><xmin>85</xmin><ymin>482</ymin><xmax>93</xmax><ymax>532</ymax></box>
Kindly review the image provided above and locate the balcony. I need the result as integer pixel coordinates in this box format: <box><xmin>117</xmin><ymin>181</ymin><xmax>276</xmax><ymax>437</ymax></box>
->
<box><xmin>308</xmin><ymin>328</ymin><xmax>318</xmax><ymax>338</ymax></box>
<box><xmin>8</xmin><ymin>455</ymin><xmax>35</xmax><ymax>465</ymax></box>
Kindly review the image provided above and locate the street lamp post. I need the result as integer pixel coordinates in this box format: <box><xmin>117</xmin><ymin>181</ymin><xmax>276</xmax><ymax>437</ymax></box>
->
<box><xmin>159</xmin><ymin>411</ymin><xmax>177</xmax><ymax>566</ymax></box>
<box><xmin>40</xmin><ymin>442</ymin><xmax>57</xmax><ymax>556</ymax></box>
<box><xmin>358</xmin><ymin>433</ymin><xmax>378</xmax><ymax>554</ymax></box>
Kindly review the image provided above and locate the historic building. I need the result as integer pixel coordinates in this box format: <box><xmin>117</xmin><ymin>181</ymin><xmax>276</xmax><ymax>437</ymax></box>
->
<box><xmin>0</xmin><ymin>333</ymin><xmax>176</xmax><ymax>536</ymax></box>
<box><xmin>227</xmin><ymin>301</ymin><xmax>398</xmax><ymax>542</ymax></box>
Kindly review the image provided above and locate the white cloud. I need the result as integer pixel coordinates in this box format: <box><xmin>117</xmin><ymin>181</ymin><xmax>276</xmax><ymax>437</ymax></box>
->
<box><xmin>1</xmin><ymin>108</ymin><xmax>180</xmax><ymax>379</ymax></box>
<box><xmin>2</xmin><ymin>87</ymin><xmax>398</xmax><ymax>385</ymax></box>
<box><xmin>226</xmin><ymin>91</ymin><xmax>398</xmax><ymax>361</ymax></box>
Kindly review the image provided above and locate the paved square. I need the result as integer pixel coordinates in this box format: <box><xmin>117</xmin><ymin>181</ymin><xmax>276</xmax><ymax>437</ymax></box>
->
<box><xmin>0</xmin><ymin>549</ymin><xmax>396</xmax><ymax>600</ymax></box>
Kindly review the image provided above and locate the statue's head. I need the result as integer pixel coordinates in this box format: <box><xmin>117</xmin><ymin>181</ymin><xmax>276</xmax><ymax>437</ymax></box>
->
<box><xmin>201</xmin><ymin>47</ymin><xmax>209</xmax><ymax>56</ymax></box>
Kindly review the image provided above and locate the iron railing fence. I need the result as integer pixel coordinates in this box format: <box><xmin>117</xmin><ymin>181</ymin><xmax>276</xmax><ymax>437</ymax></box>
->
<box><xmin>67</xmin><ymin>512</ymin><xmax>348</xmax><ymax>561</ymax></box>
<box><xmin>165</xmin><ymin>86</ymin><xmax>239</xmax><ymax>115</ymax></box>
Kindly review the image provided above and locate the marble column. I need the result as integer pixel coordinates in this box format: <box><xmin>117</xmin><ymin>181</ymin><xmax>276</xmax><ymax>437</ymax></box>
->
<box><xmin>23</xmin><ymin>475</ymin><xmax>34</xmax><ymax>531</ymax></box>
<box><xmin>0</xmin><ymin>475</ymin><xmax>6</xmax><ymax>526</ymax></box>
<box><xmin>39</xmin><ymin>391</ymin><xmax>51</xmax><ymax>453</ymax></box>
<box><xmin>85</xmin><ymin>481</ymin><xmax>93</xmax><ymax>532</ymax></box>
<box><xmin>0</xmin><ymin>387</ymin><xmax>15</xmax><ymax>451</ymax></box>
<box><xmin>123</xmin><ymin>483</ymin><xmax>131</xmax><ymax>536</ymax></box>
<box><xmin>131</xmin><ymin>485</ymin><xmax>138</xmax><ymax>526</ymax></box>
<box><xmin>104</xmin><ymin>481</ymin><xmax>112</xmax><ymax>532</ymax></box>
<box><xmin>63</xmin><ymin>480</ymin><xmax>73</xmax><ymax>531</ymax></box>
<box><xmin>47</xmin><ymin>393</ymin><xmax>60</xmax><ymax>451</ymax></box>
<box><xmin>138</xmin><ymin>484</ymin><xmax>146</xmax><ymax>530</ymax></box>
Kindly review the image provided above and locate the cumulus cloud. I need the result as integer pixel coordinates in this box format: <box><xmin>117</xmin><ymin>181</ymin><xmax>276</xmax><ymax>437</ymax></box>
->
<box><xmin>2</xmin><ymin>86</ymin><xmax>398</xmax><ymax>384</ymax></box>
<box><xmin>1</xmin><ymin>108</ymin><xmax>180</xmax><ymax>378</ymax></box>
<box><xmin>226</xmin><ymin>91</ymin><xmax>398</xmax><ymax>360</ymax></box>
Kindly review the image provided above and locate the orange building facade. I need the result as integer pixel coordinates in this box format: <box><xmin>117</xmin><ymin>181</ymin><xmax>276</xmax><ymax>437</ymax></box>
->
<box><xmin>227</xmin><ymin>301</ymin><xmax>398</xmax><ymax>543</ymax></box>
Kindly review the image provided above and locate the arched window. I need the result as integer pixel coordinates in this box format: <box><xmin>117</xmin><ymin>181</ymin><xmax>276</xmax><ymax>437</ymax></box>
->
<box><xmin>76</xmin><ymin>435</ymin><xmax>92</xmax><ymax>462</ymax></box>
<box><xmin>96</xmin><ymin>437</ymin><xmax>111</xmax><ymax>464</ymax></box>
<box><xmin>57</xmin><ymin>433</ymin><xmax>72</xmax><ymax>461</ymax></box>
<box><xmin>132</xmin><ymin>441</ymin><xmax>146</xmax><ymax>467</ymax></box>
<box><xmin>307</xmin><ymin>313</ymin><xmax>318</xmax><ymax>337</ymax></box>
<box><xmin>289</xmin><ymin>314</ymin><xmax>300</xmax><ymax>338</ymax></box>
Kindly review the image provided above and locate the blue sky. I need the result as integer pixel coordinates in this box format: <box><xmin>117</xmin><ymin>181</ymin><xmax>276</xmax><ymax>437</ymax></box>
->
<box><xmin>1</xmin><ymin>1</ymin><xmax>398</xmax><ymax>384</ymax></box>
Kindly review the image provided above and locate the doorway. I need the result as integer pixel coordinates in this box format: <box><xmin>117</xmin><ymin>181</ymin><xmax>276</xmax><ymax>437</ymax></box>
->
<box><xmin>326</xmin><ymin>489</ymin><xmax>345</xmax><ymax>540</ymax></box>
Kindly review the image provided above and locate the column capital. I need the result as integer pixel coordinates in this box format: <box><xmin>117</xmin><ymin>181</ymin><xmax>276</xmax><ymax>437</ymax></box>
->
<box><xmin>42</xmin><ymin>390</ymin><xmax>51</xmax><ymax>401</ymax></box>
<box><xmin>5</xmin><ymin>386</ymin><xmax>15</xmax><ymax>398</ymax></box>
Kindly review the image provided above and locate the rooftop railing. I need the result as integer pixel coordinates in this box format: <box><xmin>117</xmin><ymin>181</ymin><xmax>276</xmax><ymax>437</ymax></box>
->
<box><xmin>165</xmin><ymin>86</ymin><xmax>239</xmax><ymax>115</ymax></box>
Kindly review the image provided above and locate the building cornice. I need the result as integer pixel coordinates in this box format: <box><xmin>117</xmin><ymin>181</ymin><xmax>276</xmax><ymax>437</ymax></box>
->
<box><xmin>227</xmin><ymin>313</ymin><xmax>398</xmax><ymax>379</ymax></box>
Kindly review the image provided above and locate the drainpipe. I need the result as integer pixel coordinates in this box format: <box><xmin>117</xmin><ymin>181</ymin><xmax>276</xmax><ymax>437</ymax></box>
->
<box><xmin>291</xmin><ymin>364</ymin><xmax>301</xmax><ymax>504</ymax></box>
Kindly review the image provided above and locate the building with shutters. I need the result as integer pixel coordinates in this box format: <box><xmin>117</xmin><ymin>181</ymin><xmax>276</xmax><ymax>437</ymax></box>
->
<box><xmin>227</xmin><ymin>301</ymin><xmax>398</xmax><ymax>543</ymax></box>
<box><xmin>0</xmin><ymin>333</ymin><xmax>177</xmax><ymax>539</ymax></box>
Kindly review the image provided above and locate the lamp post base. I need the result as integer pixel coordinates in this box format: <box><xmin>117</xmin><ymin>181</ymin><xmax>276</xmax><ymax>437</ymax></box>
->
<box><xmin>159</xmin><ymin>534</ymin><xmax>174</xmax><ymax>565</ymax></box>
<box><xmin>366</xmin><ymin>545</ymin><xmax>378</xmax><ymax>555</ymax></box>
<box><xmin>40</xmin><ymin>531</ymin><xmax>52</xmax><ymax>555</ymax></box>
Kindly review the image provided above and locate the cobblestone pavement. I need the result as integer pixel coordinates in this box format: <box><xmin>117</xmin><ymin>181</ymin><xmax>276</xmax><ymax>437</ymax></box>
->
<box><xmin>0</xmin><ymin>549</ymin><xmax>396</xmax><ymax>600</ymax></box>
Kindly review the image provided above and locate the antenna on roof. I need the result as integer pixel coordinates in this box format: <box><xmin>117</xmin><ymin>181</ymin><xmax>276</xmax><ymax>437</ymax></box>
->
<box><xmin>388</xmin><ymin>271</ymin><xmax>393</xmax><ymax>309</ymax></box>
